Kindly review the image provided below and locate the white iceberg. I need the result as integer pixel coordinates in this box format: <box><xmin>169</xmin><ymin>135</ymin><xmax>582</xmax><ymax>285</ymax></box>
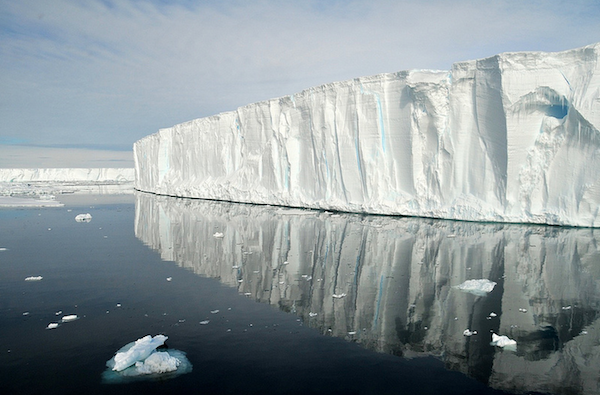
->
<box><xmin>75</xmin><ymin>213</ymin><xmax>92</xmax><ymax>222</ymax></box>
<box><xmin>455</xmin><ymin>279</ymin><xmax>497</xmax><ymax>296</ymax></box>
<box><xmin>111</xmin><ymin>335</ymin><xmax>168</xmax><ymax>372</ymax></box>
<box><xmin>103</xmin><ymin>335</ymin><xmax>192</xmax><ymax>383</ymax></box>
<box><xmin>133</xmin><ymin>43</ymin><xmax>600</xmax><ymax>228</ymax></box>
<box><xmin>490</xmin><ymin>333</ymin><xmax>517</xmax><ymax>351</ymax></box>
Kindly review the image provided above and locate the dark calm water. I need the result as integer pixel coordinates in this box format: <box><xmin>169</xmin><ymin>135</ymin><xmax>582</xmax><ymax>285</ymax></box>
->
<box><xmin>1</xmin><ymin>193</ymin><xmax>599</xmax><ymax>394</ymax></box>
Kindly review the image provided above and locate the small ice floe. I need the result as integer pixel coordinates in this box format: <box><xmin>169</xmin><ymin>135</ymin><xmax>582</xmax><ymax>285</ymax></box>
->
<box><xmin>61</xmin><ymin>314</ymin><xmax>78</xmax><ymax>322</ymax></box>
<box><xmin>166</xmin><ymin>277</ymin><xmax>172</xmax><ymax>282</ymax></box>
<box><xmin>199</xmin><ymin>320</ymin><xmax>210</xmax><ymax>325</ymax></box>
<box><xmin>24</xmin><ymin>276</ymin><xmax>43</xmax><ymax>281</ymax></box>
<box><xmin>212</xmin><ymin>232</ymin><xmax>224</xmax><ymax>238</ymax></box>
<box><xmin>46</xmin><ymin>323</ymin><xmax>59</xmax><ymax>330</ymax></box>
<box><xmin>454</xmin><ymin>279</ymin><xmax>497</xmax><ymax>296</ymax></box>
<box><xmin>490</xmin><ymin>333</ymin><xmax>517</xmax><ymax>351</ymax></box>
<box><xmin>102</xmin><ymin>335</ymin><xmax>192</xmax><ymax>383</ymax></box>
<box><xmin>332</xmin><ymin>293</ymin><xmax>347</xmax><ymax>299</ymax></box>
<box><xmin>75</xmin><ymin>213</ymin><xmax>92</xmax><ymax>223</ymax></box>
<box><xmin>463</xmin><ymin>329</ymin><xmax>477</xmax><ymax>336</ymax></box>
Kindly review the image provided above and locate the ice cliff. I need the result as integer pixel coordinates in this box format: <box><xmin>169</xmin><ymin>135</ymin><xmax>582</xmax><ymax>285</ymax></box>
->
<box><xmin>134</xmin><ymin>43</ymin><xmax>600</xmax><ymax>227</ymax></box>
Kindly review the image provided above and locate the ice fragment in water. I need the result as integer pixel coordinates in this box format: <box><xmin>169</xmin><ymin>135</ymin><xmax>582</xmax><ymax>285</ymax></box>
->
<box><xmin>111</xmin><ymin>335</ymin><xmax>168</xmax><ymax>372</ymax></box>
<box><xmin>24</xmin><ymin>276</ymin><xmax>43</xmax><ymax>281</ymax></box>
<box><xmin>463</xmin><ymin>329</ymin><xmax>477</xmax><ymax>336</ymax></box>
<box><xmin>103</xmin><ymin>336</ymin><xmax>191</xmax><ymax>382</ymax></box>
<box><xmin>455</xmin><ymin>279</ymin><xmax>496</xmax><ymax>296</ymax></box>
<box><xmin>46</xmin><ymin>323</ymin><xmax>59</xmax><ymax>329</ymax></box>
<box><xmin>490</xmin><ymin>333</ymin><xmax>517</xmax><ymax>351</ymax></box>
<box><xmin>75</xmin><ymin>213</ymin><xmax>92</xmax><ymax>222</ymax></box>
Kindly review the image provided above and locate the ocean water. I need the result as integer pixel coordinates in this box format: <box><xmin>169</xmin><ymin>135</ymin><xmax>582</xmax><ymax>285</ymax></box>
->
<box><xmin>1</xmin><ymin>192</ymin><xmax>599</xmax><ymax>394</ymax></box>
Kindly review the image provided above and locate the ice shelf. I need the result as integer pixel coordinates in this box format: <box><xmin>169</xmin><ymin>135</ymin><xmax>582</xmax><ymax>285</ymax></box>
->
<box><xmin>134</xmin><ymin>43</ymin><xmax>600</xmax><ymax>227</ymax></box>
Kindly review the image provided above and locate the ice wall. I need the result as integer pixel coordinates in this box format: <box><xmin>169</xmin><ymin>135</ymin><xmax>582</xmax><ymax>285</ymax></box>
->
<box><xmin>134</xmin><ymin>192</ymin><xmax>600</xmax><ymax>394</ymax></box>
<box><xmin>134</xmin><ymin>43</ymin><xmax>600</xmax><ymax>227</ymax></box>
<box><xmin>0</xmin><ymin>168</ymin><xmax>134</xmax><ymax>182</ymax></box>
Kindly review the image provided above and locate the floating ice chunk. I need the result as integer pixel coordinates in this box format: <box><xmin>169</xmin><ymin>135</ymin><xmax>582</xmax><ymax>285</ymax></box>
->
<box><xmin>61</xmin><ymin>314</ymin><xmax>78</xmax><ymax>322</ymax></box>
<box><xmin>75</xmin><ymin>213</ymin><xmax>92</xmax><ymax>222</ymax></box>
<box><xmin>24</xmin><ymin>276</ymin><xmax>43</xmax><ymax>281</ymax></box>
<box><xmin>111</xmin><ymin>335</ymin><xmax>168</xmax><ymax>372</ymax></box>
<box><xmin>103</xmin><ymin>339</ymin><xmax>191</xmax><ymax>383</ymax></box>
<box><xmin>491</xmin><ymin>333</ymin><xmax>517</xmax><ymax>351</ymax></box>
<box><xmin>213</xmin><ymin>232</ymin><xmax>224</xmax><ymax>238</ymax></box>
<box><xmin>46</xmin><ymin>323</ymin><xmax>59</xmax><ymax>329</ymax></box>
<box><xmin>455</xmin><ymin>279</ymin><xmax>496</xmax><ymax>296</ymax></box>
<box><xmin>463</xmin><ymin>329</ymin><xmax>477</xmax><ymax>336</ymax></box>
<box><xmin>332</xmin><ymin>293</ymin><xmax>347</xmax><ymax>299</ymax></box>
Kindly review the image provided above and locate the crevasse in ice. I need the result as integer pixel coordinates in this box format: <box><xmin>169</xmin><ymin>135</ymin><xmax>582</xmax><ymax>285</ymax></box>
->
<box><xmin>134</xmin><ymin>43</ymin><xmax>600</xmax><ymax>227</ymax></box>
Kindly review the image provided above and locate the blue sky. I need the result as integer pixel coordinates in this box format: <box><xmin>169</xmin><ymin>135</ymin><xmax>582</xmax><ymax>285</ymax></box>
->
<box><xmin>1</xmin><ymin>0</ymin><xmax>599</xmax><ymax>167</ymax></box>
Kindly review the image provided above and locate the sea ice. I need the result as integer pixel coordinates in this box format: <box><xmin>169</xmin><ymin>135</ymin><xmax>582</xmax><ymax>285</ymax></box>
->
<box><xmin>491</xmin><ymin>333</ymin><xmax>517</xmax><ymax>351</ymax></box>
<box><xmin>75</xmin><ymin>213</ymin><xmax>92</xmax><ymax>222</ymax></box>
<box><xmin>103</xmin><ymin>336</ymin><xmax>191</xmax><ymax>383</ymax></box>
<box><xmin>111</xmin><ymin>335</ymin><xmax>168</xmax><ymax>372</ymax></box>
<box><xmin>455</xmin><ymin>279</ymin><xmax>497</xmax><ymax>296</ymax></box>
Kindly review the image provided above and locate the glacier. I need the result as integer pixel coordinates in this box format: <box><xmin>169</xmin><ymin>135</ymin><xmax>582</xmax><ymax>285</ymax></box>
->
<box><xmin>134</xmin><ymin>43</ymin><xmax>600</xmax><ymax>227</ymax></box>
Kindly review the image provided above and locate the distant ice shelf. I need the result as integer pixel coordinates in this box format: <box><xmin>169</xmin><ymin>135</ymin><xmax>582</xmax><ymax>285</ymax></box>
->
<box><xmin>134</xmin><ymin>43</ymin><xmax>600</xmax><ymax>227</ymax></box>
<box><xmin>0</xmin><ymin>168</ymin><xmax>135</xmax><ymax>205</ymax></box>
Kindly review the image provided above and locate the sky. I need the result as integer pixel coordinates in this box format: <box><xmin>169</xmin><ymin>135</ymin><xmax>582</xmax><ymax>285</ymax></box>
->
<box><xmin>1</xmin><ymin>0</ymin><xmax>599</xmax><ymax>167</ymax></box>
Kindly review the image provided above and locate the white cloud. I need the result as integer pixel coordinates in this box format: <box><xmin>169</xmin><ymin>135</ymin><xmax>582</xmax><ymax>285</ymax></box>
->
<box><xmin>0</xmin><ymin>0</ymin><xmax>599</xmax><ymax>164</ymax></box>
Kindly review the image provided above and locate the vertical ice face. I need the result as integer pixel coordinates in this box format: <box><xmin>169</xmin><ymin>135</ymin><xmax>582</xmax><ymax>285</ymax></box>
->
<box><xmin>134</xmin><ymin>43</ymin><xmax>600</xmax><ymax>227</ymax></box>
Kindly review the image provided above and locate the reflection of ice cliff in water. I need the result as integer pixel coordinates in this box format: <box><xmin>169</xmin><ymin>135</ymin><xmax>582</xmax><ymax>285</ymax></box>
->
<box><xmin>134</xmin><ymin>192</ymin><xmax>600</xmax><ymax>395</ymax></box>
